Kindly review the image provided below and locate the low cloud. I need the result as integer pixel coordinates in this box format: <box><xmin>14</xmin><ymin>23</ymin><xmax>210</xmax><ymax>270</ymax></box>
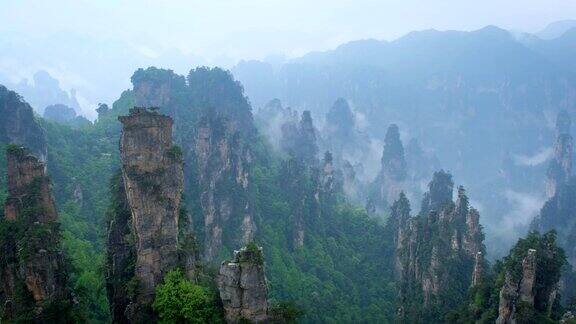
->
<box><xmin>512</xmin><ymin>147</ymin><xmax>552</xmax><ymax>166</ymax></box>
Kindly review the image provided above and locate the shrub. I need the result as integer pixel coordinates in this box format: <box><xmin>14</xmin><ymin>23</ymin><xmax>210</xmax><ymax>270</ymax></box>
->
<box><xmin>153</xmin><ymin>269</ymin><xmax>222</xmax><ymax>323</ymax></box>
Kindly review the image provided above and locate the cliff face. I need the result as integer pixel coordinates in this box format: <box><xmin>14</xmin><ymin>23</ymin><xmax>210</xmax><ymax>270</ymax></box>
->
<box><xmin>196</xmin><ymin>112</ymin><xmax>256</xmax><ymax>260</ymax></box>
<box><xmin>394</xmin><ymin>171</ymin><xmax>486</xmax><ymax>322</ymax></box>
<box><xmin>369</xmin><ymin>124</ymin><xmax>407</xmax><ymax>212</ymax></box>
<box><xmin>322</xmin><ymin>98</ymin><xmax>366</xmax><ymax>161</ymax></box>
<box><xmin>279</xmin><ymin>111</ymin><xmax>322</xmax><ymax>248</ymax></box>
<box><xmin>118</xmin><ymin>108</ymin><xmax>184</xmax><ymax>316</ymax></box>
<box><xmin>131</xmin><ymin>68</ymin><xmax>186</xmax><ymax>112</ymax></box>
<box><xmin>532</xmin><ymin>110</ymin><xmax>576</xmax><ymax>268</ymax></box>
<box><xmin>495</xmin><ymin>232</ymin><xmax>565</xmax><ymax>324</ymax></box>
<box><xmin>217</xmin><ymin>245</ymin><xmax>268</xmax><ymax>323</ymax></box>
<box><xmin>0</xmin><ymin>146</ymin><xmax>72</xmax><ymax>321</ymax></box>
<box><xmin>131</xmin><ymin>67</ymin><xmax>256</xmax><ymax>262</ymax></box>
<box><xmin>281</xmin><ymin>110</ymin><xmax>319</xmax><ymax>165</ymax></box>
<box><xmin>546</xmin><ymin>110</ymin><xmax>573</xmax><ymax>198</ymax></box>
<box><xmin>105</xmin><ymin>172</ymin><xmax>135</xmax><ymax>323</ymax></box>
<box><xmin>0</xmin><ymin>85</ymin><xmax>47</xmax><ymax>161</ymax></box>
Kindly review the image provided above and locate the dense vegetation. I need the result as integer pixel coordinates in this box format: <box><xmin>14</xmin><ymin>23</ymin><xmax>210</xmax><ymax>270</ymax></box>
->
<box><xmin>153</xmin><ymin>269</ymin><xmax>223</xmax><ymax>324</ymax></box>
<box><xmin>0</xmin><ymin>67</ymin><xmax>397</xmax><ymax>322</ymax></box>
<box><xmin>1</xmin><ymin>62</ymin><xmax>575</xmax><ymax>323</ymax></box>
<box><xmin>447</xmin><ymin>231</ymin><xmax>568</xmax><ymax>323</ymax></box>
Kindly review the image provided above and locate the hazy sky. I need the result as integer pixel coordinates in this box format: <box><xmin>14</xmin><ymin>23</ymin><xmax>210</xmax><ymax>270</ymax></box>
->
<box><xmin>1</xmin><ymin>0</ymin><xmax>576</xmax><ymax>118</ymax></box>
<box><xmin>2</xmin><ymin>0</ymin><xmax>576</xmax><ymax>61</ymax></box>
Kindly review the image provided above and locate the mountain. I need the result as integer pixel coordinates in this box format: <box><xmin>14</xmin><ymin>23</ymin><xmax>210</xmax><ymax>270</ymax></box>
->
<box><xmin>233</xmin><ymin>25</ymin><xmax>576</xmax><ymax>257</ymax></box>
<box><xmin>536</xmin><ymin>19</ymin><xmax>576</xmax><ymax>40</ymax></box>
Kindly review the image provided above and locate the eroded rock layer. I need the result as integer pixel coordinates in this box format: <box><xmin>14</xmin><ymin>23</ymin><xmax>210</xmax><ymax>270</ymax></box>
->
<box><xmin>0</xmin><ymin>146</ymin><xmax>71</xmax><ymax>321</ymax></box>
<box><xmin>118</xmin><ymin>108</ymin><xmax>184</xmax><ymax>312</ymax></box>
<box><xmin>393</xmin><ymin>171</ymin><xmax>486</xmax><ymax>322</ymax></box>
<box><xmin>217</xmin><ymin>246</ymin><xmax>269</xmax><ymax>323</ymax></box>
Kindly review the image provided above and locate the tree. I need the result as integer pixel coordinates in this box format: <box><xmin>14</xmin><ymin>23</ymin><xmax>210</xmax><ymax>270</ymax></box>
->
<box><xmin>153</xmin><ymin>269</ymin><xmax>223</xmax><ymax>324</ymax></box>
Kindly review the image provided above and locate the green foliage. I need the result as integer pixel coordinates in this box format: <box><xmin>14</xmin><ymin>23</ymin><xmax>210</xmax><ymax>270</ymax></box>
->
<box><xmin>249</xmin><ymin>142</ymin><xmax>396</xmax><ymax>323</ymax></box>
<box><xmin>447</xmin><ymin>231</ymin><xmax>567</xmax><ymax>323</ymax></box>
<box><xmin>241</xmin><ymin>242</ymin><xmax>264</xmax><ymax>265</ymax></box>
<box><xmin>153</xmin><ymin>269</ymin><xmax>223</xmax><ymax>324</ymax></box>
<box><xmin>270</xmin><ymin>302</ymin><xmax>305</xmax><ymax>323</ymax></box>
<box><xmin>166</xmin><ymin>145</ymin><xmax>183</xmax><ymax>162</ymax></box>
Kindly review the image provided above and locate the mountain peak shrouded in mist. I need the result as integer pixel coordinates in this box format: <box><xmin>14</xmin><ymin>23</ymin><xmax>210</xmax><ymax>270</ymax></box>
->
<box><xmin>537</xmin><ymin>19</ymin><xmax>576</xmax><ymax>39</ymax></box>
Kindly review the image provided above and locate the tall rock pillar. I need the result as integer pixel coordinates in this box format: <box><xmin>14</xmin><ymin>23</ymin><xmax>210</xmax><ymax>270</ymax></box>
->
<box><xmin>118</xmin><ymin>107</ymin><xmax>184</xmax><ymax>312</ymax></box>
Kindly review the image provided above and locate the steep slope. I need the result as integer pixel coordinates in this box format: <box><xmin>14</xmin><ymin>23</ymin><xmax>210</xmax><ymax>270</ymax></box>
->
<box><xmin>0</xmin><ymin>146</ymin><xmax>78</xmax><ymax>321</ymax></box>
<box><xmin>233</xmin><ymin>26</ymin><xmax>576</xmax><ymax>256</ymax></box>
<box><xmin>448</xmin><ymin>231</ymin><xmax>567</xmax><ymax>323</ymax></box>
<box><xmin>533</xmin><ymin>110</ymin><xmax>576</xmax><ymax>266</ymax></box>
<box><xmin>131</xmin><ymin>67</ymin><xmax>257</xmax><ymax>262</ymax></box>
<box><xmin>392</xmin><ymin>171</ymin><xmax>486</xmax><ymax>322</ymax></box>
<box><xmin>106</xmin><ymin>107</ymin><xmax>191</xmax><ymax>322</ymax></box>
<box><xmin>0</xmin><ymin>85</ymin><xmax>47</xmax><ymax>161</ymax></box>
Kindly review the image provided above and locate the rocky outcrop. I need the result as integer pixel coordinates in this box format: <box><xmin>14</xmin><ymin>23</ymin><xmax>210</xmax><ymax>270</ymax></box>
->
<box><xmin>369</xmin><ymin>124</ymin><xmax>407</xmax><ymax>212</ymax></box>
<box><xmin>496</xmin><ymin>249</ymin><xmax>539</xmax><ymax>324</ymax></box>
<box><xmin>420</xmin><ymin>170</ymin><xmax>454</xmax><ymax>214</ymax></box>
<box><xmin>43</xmin><ymin>104</ymin><xmax>76</xmax><ymax>123</ymax></box>
<box><xmin>118</xmin><ymin>107</ymin><xmax>184</xmax><ymax>316</ymax></box>
<box><xmin>323</xmin><ymin>98</ymin><xmax>359</xmax><ymax>158</ymax></box>
<box><xmin>43</xmin><ymin>104</ymin><xmax>90</xmax><ymax>128</ymax></box>
<box><xmin>281</xmin><ymin>110</ymin><xmax>319</xmax><ymax>165</ymax></box>
<box><xmin>342</xmin><ymin>160</ymin><xmax>362</xmax><ymax>203</ymax></box>
<box><xmin>321</xmin><ymin>152</ymin><xmax>336</xmax><ymax>196</ymax></box>
<box><xmin>131</xmin><ymin>68</ymin><xmax>186</xmax><ymax>112</ymax></box>
<box><xmin>546</xmin><ymin>110</ymin><xmax>573</xmax><ymax>198</ymax></box>
<box><xmin>298</xmin><ymin>111</ymin><xmax>319</xmax><ymax>166</ymax></box>
<box><xmin>131</xmin><ymin>67</ymin><xmax>257</xmax><ymax>263</ymax></box>
<box><xmin>217</xmin><ymin>245</ymin><xmax>268</xmax><ymax>323</ymax></box>
<box><xmin>394</xmin><ymin>171</ymin><xmax>486</xmax><ymax>322</ymax></box>
<box><xmin>0</xmin><ymin>146</ymin><xmax>72</xmax><ymax>320</ymax></box>
<box><xmin>195</xmin><ymin>112</ymin><xmax>256</xmax><ymax>260</ymax></box>
<box><xmin>279</xmin><ymin>111</ymin><xmax>322</xmax><ymax>249</ymax></box>
<box><xmin>0</xmin><ymin>85</ymin><xmax>47</xmax><ymax>161</ymax></box>
<box><xmin>493</xmin><ymin>230</ymin><xmax>567</xmax><ymax>324</ymax></box>
<box><xmin>471</xmin><ymin>252</ymin><xmax>484</xmax><ymax>287</ymax></box>
<box><xmin>105</xmin><ymin>172</ymin><xmax>135</xmax><ymax>323</ymax></box>
<box><xmin>531</xmin><ymin>111</ymin><xmax>576</xmax><ymax>302</ymax></box>
<box><xmin>256</xmin><ymin>99</ymin><xmax>299</xmax><ymax>151</ymax></box>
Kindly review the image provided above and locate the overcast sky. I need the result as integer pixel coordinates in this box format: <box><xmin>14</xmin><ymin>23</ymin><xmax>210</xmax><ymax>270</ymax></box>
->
<box><xmin>1</xmin><ymin>0</ymin><xmax>576</xmax><ymax>118</ymax></box>
<box><xmin>2</xmin><ymin>0</ymin><xmax>576</xmax><ymax>61</ymax></box>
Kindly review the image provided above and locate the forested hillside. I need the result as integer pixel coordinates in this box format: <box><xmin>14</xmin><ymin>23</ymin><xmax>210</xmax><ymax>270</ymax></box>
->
<box><xmin>0</xmin><ymin>69</ymin><xmax>397</xmax><ymax>322</ymax></box>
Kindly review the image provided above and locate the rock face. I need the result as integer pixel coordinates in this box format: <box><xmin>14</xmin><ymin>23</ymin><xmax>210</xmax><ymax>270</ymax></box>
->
<box><xmin>496</xmin><ymin>248</ymin><xmax>552</xmax><ymax>324</ymax></box>
<box><xmin>0</xmin><ymin>85</ymin><xmax>47</xmax><ymax>161</ymax></box>
<box><xmin>0</xmin><ymin>146</ymin><xmax>71</xmax><ymax>320</ymax></box>
<box><xmin>105</xmin><ymin>172</ymin><xmax>135</xmax><ymax>323</ymax></box>
<box><xmin>217</xmin><ymin>246</ymin><xmax>268</xmax><ymax>323</ymax></box>
<box><xmin>131</xmin><ymin>67</ymin><xmax>257</xmax><ymax>262</ymax></box>
<box><xmin>131</xmin><ymin>67</ymin><xmax>186</xmax><ymax>111</ymax></box>
<box><xmin>369</xmin><ymin>124</ymin><xmax>407</xmax><ymax>212</ymax></box>
<box><xmin>279</xmin><ymin>111</ymin><xmax>323</xmax><ymax>248</ymax></box>
<box><xmin>118</xmin><ymin>107</ymin><xmax>184</xmax><ymax>315</ymax></box>
<box><xmin>546</xmin><ymin>110</ymin><xmax>573</xmax><ymax>198</ymax></box>
<box><xmin>195</xmin><ymin>112</ymin><xmax>255</xmax><ymax>261</ymax></box>
<box><xmin>394</xmin><ymin>171</ymin><xmax>486</xmax><ymax>322</ymax></box>
<box><xmin>43</xmin><ymin>104</ymin><xmax>77</xmax><ymax>123</ymax></box>
<box><xmin>322</xmin><ymin>98</ymin><xmax>362</xmax><ymax>160</ymax></box>
<box><xmin>281</xmin><ymin>110</ymin><xmax>319</xmax><ymax>165</ymax></box>
<box><xmin>532</xmin><ymin>109</ymin><xmax>576</xmax><ymax>279</ymax></box>
<box><xmin>471</xmin><ymin>251</ymin><xmax>484</xmax><ymax>287</ymax></box>
<box><xmin>43</xmin><ymin>103</ymin><xmax>90</xmax><ymax>128</ymax></box>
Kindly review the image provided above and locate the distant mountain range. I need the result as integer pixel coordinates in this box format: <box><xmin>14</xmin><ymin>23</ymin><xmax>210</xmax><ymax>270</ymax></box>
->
<box><xmin>232</xmin><ymin>21</ymin><xmax>576</xmax><ymax>257</ymax></box>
